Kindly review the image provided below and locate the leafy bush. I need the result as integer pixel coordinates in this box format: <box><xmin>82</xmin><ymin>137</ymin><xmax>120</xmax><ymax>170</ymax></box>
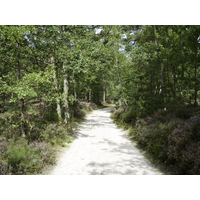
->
<box><xmin>43</xmin><ymin>108</ymin><xmax>59</xmax><ymax>122</ymax></box>
<box><xmin>0</xmin><ymin>111</ymin><xmax>21</xmax><ymax>139</ymax></box>
<box><xmin>26</xmin><ymin>127</ymin><xmax>44</xmax><ymax>142</ymax></box>
<box><xmin>111</xmin><ymin>107</ymin><xmax>138</xmax><ymax>127</ymax></box>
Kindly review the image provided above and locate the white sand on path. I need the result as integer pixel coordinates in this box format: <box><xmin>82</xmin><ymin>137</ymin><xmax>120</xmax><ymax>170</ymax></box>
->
<box><xmin>47</xmin><ymin>106</ymin><xmax>162</xmax><ymax>175</ymax></box>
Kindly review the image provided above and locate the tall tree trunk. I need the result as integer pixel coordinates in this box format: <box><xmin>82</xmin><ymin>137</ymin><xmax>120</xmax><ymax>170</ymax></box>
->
<box><xmin>62</xmin><ymin>25</ymin><xmax>69</xmax><ymax>125</ymax></box>
<box><xmin>149</xmin><ymin>66</ymin><xmax>153</xmax><ymax>96</ymax></box>
<box><xmin>154</xmin><ymin>25</ymin><xmax>165</xmax><ymax>107</ymax></box>
<box><xmin>103</xmin><ymin>75</ymin><xmax>106</xmax><ymax>103</ymax></box>
<box><xmin>116</xmin><ymin>56</ymin><xmax>122</xmax><ymax>106</ymax></box>
<box><xmin>171</xmin><ymin>65</ymin><xmax>177</xmax><ymax>101</ymax></box>
<box><xmin>63</xmin><ymin>63</ymin><xmax>69</xmax><ymax>125</ymax></box>
<box><xmin>89</xmin><ymin>88</ymin><xmax>91</xmax><ymax>102</ymax></box>
<box><xmin>16</xmin><ymin>40</ymin><xmax>27</xmax><ymax>137</ymax></box>
<box><xmin>86</xmin><ymin>86</ymin><xmax>90</xmax><ymax>102</ymax></box>
<box><xmin>72</xmin><ymin>69</ymin><xmax>78</xmax><ymax>116</ymax></box>
<box><xmin>72</xmin><ymin>69</ymin><xmax>77</xmax><ymax>102</ymax></box>
<box><xmin>74</xmin><ymin>81</ymin><xmax>77</xmax><ymax>102</ymax></box>
<box><xmin>193</xmin><ymin>39</ymin><xmax>198</xmax><ymax>106</ymax></box>
<box><xmin>52</xmin><ymin>57</ymin><xmax>62</xmax><ymax>121</ymax></box>
<box><xmin>194</xmin><ymin>62</ymin><xmax>198</xmax><ymax>106</ymax></box>
<box><xmin>17</xmin><ymin>59</ymin><xmax>26</xmax><ymax>137</ymax></box>
<box><xmin>166</xmin><ymin>61</ymin><xmax>171</xmax><ymax>104</ymax></box>
<box><xmin>180</xmin><ymin>40</ymin><xmax>184</xmax><ymax>103</ymax></box>
<box><xmin>20</xmin><ymin>98</ymin><xmax>26</xmax><ymax>137</ymax></box>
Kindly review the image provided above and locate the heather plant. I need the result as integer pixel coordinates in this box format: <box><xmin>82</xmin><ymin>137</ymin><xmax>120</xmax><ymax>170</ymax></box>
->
<box><xmin>73</xmin><ymin>108</ymin><xmax>86</xmax><ymax>119</ymax></box>
<box><xmin>112</xmin><ymin>104</ymin><xmax>200</xmax><ymax>174</ymax></box>
<box><xmin>110</xmin><ymin>107</ymin><xmax>115</xmax><ymax>113</ymax></box>
<box><xmin>0</xmin><ymin>138</ymin><xmax>56</xmax><ymax>175</ymax></box>
<box><xmin>166</xmin><ymin>115</ymin><xmax>200</xmax><ymax>173</ymax></box>
<box><xmin>0</xmin><ymin>139</ymin><xmax>8</xmax><ymax>175</ymax></box>
<box><xmin>40</xmin><ymin>124</ymin><xmax>74</xmax><ymax>146</ymax></box>
<box><xmin>146</xmin><ymin>109</ymin><xmax>176</xmax><ymax>124</ymax></box>
<box><xmin>121</xmin><ymin>108</ymin><xmax>138</xmax><ymax>124</ymax></box>
<box><xmin>172</xmin><ymin>105</ymin><xmax>200</xmax><ymax>120</ymax></box>
<box><xmin>28</xmin><ymin>140</ymin><xmax>55</xmax><ymax>166</ymax></box>
<box><xmin>140</xmin><ymin>114</ymin><xmax>200</xmax><ymax>174</ymax></box>
<box><xmin>112</xmin><ymin>107</ymin><xmax>125</xmax><ymax>120</ymax></box>
<box><xmin>0</xmin><ymin>100</ymin><xmax>92</xmax><ymax>175</ymax></box>
<box><xmin>0</xmin><ymin>162</ymin><xmax>7</xmax><ymax>175</ymax></box>
<box><xmin>0</xmin><ymin>139</ymin><xmax>8</xmax><ymax>158</ymax></box>
<box><xmin>134</xmin><ymin>121</ymin><xmax>165</xmax><ymax>161</ymax></box>
<box><xmin>79</xmin><ymin>101</ymin><xmax>98</xmax><ymax>112</ymax></box>
<box><xmin>180</xmin><ymin>141</ymin><xmax>200</xmax><ymax>174</ymax></box>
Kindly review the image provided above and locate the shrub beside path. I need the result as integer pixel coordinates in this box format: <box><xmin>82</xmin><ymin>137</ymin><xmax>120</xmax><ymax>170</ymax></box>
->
<box><xmin>46</xmin><ymin>107</ymin><xmax>162</xmax><ymax>175</ymax></box>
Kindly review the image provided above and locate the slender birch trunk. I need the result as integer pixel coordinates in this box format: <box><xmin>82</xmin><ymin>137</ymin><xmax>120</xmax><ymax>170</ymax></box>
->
<box><xmin>116</xmin><ymin>55</ymin><xmax>122</xmax><ymax>106</ymax></box>
<box><xmin>63</xmin><ymin>62</ymin><xmax>69</xmax><ymax>125</ymax></box>
<box><xmin>73</xmin><ymin>70</ymin><xmax>77</xmax><ymax>102</ymax></box>
<box><xmin>62</xmin><ymin>25</ymin><xmax>69</xmax><ymax>125</ymax></box>
<box><xmin>103</xmin><ymin>75</ymin><xmax>106</xmax><ymax>103</ymax></box>
<box><xmin>154</xmin><ymin>25</ymin><xmax>165</xmax><ymax>107</ymax></box>
<box><xmin>51</xmin><ymin>57</ymin><xmax>62</xmax><ymax>121</ymax></box>
<box><xmin>194</xmin><ymin>61</ymin><xmax>198</xmax><ymax>106</ymax></box>
<box><xmin>16</xmin><ymin>42</ymin><xmax>26</xmax><ymax>137</ymax></box>
<box><xmin>89</xmin><ymin>90</ymin><xmax>91</xmax><ymax>102</ymax></box>
<box><xmin>17</xmin><ymin>64</ymin><xmax>26</xmax><ymax>137</ymax></box>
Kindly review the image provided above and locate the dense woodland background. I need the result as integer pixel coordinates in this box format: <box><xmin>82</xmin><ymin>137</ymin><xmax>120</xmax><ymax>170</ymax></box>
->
<box><xmin>1</xmin><ymin>25</ymin><xmax>200</xmax><ymax>175</ymax></box>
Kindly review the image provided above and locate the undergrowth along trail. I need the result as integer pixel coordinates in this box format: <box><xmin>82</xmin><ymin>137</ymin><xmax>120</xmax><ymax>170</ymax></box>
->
<box><xmin>111</xmin><ymin>105</ymin><xmax>200</xmax><ymax>175</ymax></box>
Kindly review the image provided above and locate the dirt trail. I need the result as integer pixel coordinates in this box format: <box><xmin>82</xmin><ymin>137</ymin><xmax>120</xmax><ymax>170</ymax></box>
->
<box><xmin>47</xmin><ymin>107</ymin><xmax>162</xmax><ymax>175</ymax></box>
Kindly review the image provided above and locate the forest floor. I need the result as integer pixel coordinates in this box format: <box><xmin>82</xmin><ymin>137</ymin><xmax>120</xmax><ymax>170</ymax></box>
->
<box><xmin>43</xmin><ymin>106</ymin><xmax>162</xmax><ymax>175</ymax></box>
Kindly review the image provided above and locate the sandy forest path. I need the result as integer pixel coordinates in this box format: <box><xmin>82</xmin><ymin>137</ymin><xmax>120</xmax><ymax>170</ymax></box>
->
<box><xmin>47</xmin><ymin>106</ymin><xmax>162</xmax><ymax>175</ymax></box>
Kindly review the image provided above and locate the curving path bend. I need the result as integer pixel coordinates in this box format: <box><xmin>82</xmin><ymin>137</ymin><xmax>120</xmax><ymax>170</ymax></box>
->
<box><xmin>48</xmin><ymin>106</ymin><xmax>162</xmax><ymax>175</ymax></box>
